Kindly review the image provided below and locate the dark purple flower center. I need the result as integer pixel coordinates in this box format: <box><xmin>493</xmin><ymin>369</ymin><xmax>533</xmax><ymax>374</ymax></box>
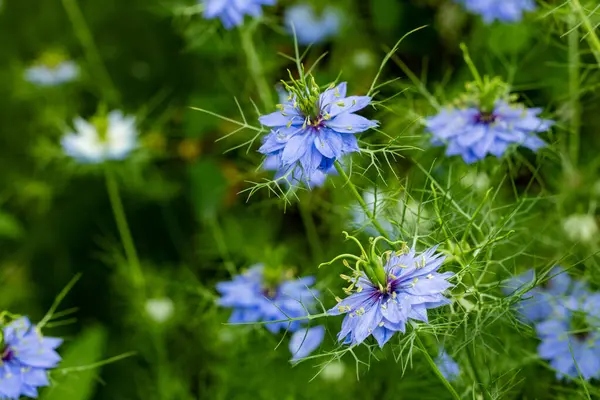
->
<box><xmin>474</xmin><ymin>111</ymin><xmax>498</xmax><ymax>125</ymax></box>
<box><xmin>262</xmin><ymin>287</ymin><xmax>278</xmax><ymax>299</ymax></box>
<box><xmin>1</xmin><ymin>347</ymin><xmax>14</xmax><ymax>362</ymax></box>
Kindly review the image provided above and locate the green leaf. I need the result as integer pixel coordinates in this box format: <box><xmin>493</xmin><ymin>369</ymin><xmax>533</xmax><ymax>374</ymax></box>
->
<box><xmin>0</xmin><ymin>210</ymin><xmax>24</xmax><ymax>239</ymax></box>
<box><xmin>41</xmin><ymin>326</ymin><xmax>107</xmax><ymax>400</ymax></box>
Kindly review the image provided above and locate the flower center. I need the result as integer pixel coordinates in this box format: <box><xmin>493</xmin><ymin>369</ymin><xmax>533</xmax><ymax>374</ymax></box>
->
<box><xmin>571</xmin><ymin>311</ymin><xmax>591</xmax><ymax>342</ymax></box>
<box><xmin>1</xmin><ymin>347</ymin><xmax>14</xmax><ymax>362</ymax></box>
<box><xmin>474</xmin><ymin>111</ymin><xmax>497</xmax><ymax>125</ymax></box>
<box><xmin>261</xmin><ymin>287</ymin><xmax>278</xmax><ymax>299</ymax></box>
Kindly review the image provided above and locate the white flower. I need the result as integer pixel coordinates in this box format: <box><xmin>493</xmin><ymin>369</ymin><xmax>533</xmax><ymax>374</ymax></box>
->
<box><xmin>144</xmin><ymin>297</ymin><xmax>174</xmax><ymax>323</ymax></box>
<box><xmin>352</xmin><ymin>49</ymin><xmax>374</xmax><ymax>69</ymax></box>
<box><xmin>24</xmin><ymin>61</ymin><xmax>79</xmax><ymax>86</ymax></box>
<box><xmin>61</xmin><ymin>111</ymin><xmax>138</xmax><ymax>163</ymax></box>
<box><xmin>461</xmin><ymin>171</ymin><xmax>490</xmax><ymax>192</ymax></box>
<box><xmin>320</xmin><ymin>361</ymin><xmax>345</xmax><ymax>381</ymax></box>
<box><xmin>563</xmin><ymin>214</ymin><xmax>598</xmax><ymax>243</ymax></box>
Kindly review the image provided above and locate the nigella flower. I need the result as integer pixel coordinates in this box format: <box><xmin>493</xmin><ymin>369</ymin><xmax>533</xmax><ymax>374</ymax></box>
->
<box><xmin>284</xmin><ymin>4</ymin><xmax>341</xmax><ymax>45</ymax></box>
<box><xmin>217</xmin><ymin>265</ymin><xmax>317</xmax><ymax>332</ymax></box>
<box><xmin>436</xmin><ymin>349</ymin><xmax>460</xmax><ymax>381</ymax></box>
<box><xmin>0</xmin><ymin>317</ymin><xmax>62</xmax><ymax>399</ymax></box>
<box><xmin>537</xmin><ymin>291</ymin><xmax>600</xmax><ymax>380</ymax></box>
<box><xmin>328</xmin><ymin>246</ymin><xmax>453</xmax><ymax>347</ymax></box>
<box><xmin>202</xmin><ymin>0</ymin><xmax>275</xmax><ymax>29</ymax></box>
<box><xmin>259</xmin><ymin>81</ymin><xmax>377</xmax><ymax>187</ymax></box>
<box><xmin>61</xmin><ymin>111</ymin><xmax>138</xmax><ymax>164</ymax></box>
<box><xmin>24</xmin><ymin>60</ymin><xmax>78</xmax><ymax>87</ymax></box>
<box><xmin>424</xmin><ymin>100</ymin><xmax>553</xmax><ymax>163</ymax></box>
<box><xmin>456</xmin><ymin>0</ymin><xmax>536</xmax><ymax>23</ymax></box>
<box><xmin>503</xmin><ymin>266</ymin><xmax>571</xmax><ymax>323</ymax></box>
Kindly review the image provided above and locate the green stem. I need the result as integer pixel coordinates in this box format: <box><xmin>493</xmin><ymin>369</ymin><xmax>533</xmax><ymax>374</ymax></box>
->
<box><xmin>105</xmin><ymin>168</ymin><xmax>144</xmax><ymax>289</ymax></box>
<box><xmin>465</xmin><ymin>345</ymin><xmax>492</xmax><ymax>400</ymax></box>
<box><xmin>460</xmin><ymin>43</ymin><xmax>483</xmax><ymax>88</ymax></box>
<box><xmin>298</xmin><ymin>199</ymin><xmax>324</xmax><ymax>261</ymax></box>
<box><xmin>568</xmin><ymin>13</ymin><xmax>581</xmax><ymax>167</ymax></box>
<box><xmin>571</xmin><ymin>0</ymin><xmax>600</xmax><ymax>67</ymax></box>
<box><xmin>415</xmin><ymin>335</ymin><xmax>461</xmax><ymax>400</ymax></box>
<box><xmin>240</xmin><ymin>24</ymin><xmax>273</xmax><ymax>111</ymax></box>
<box><xmin>61</xmin><ymin>0</ymin><xmax>119</xmax><ymax>104</ymax></box>
<box><xmin>333</xmin><ymin>161</ymin><xmax>390</xmax><ymax>240</ymax></box>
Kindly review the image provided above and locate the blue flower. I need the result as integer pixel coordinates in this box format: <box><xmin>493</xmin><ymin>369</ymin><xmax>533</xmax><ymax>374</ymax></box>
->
<box><xmin>202</xmin><ymin>0</ymin><xmax>275</xmax><ymax>29</ymax></box>
<box><xmin>284</xmin><ymin>4</ymin><xmax>341</xmax><ymax>45</ymax></box>
<box><xmin>24</xmin><ymin>61</ymin><xmax>78</xmax><ymax>87</ymax></box>
<box><xmin>328</xmin><ymin>246</ymin><xmax>453</xmax><ymax>347</ymax></box>
<box><xmin>536</xmin><ymin>291</ymin><xmax>600</xmax><ymax>380</ymax></box>
<box><xmin>259</xmin><ymin>82</ymin><xmax>377</xmax><ymax>187</ymax></box>
<box><xmin>0</xmin><ymin>317</ymin><xmax>62</xmax><ymax>399</ymax></box>
<box><xmin>289</xmin><ymin>326</ymin><xmax>325</xmax><ymax>362</ymax></box>
<box><xmin>503</xmin><ymin>266</ymin><xmax>572</xmax><ymax>323</ymax></box>
<box><xmin>436</xmin><ymin>349</ymin><xmax>460</xmax><ymax>381</ymax></box>
<box><xmin>424</xmin><ymin>100</ymin><xmax>553</xmax><ymax>163</ymax></box>
<box><xmin>217</xmin><ymin>265</ymin><xmax>325</xmax><ymax>359</ymax></box>
<box><xmin>61</xmin><ymin>111</ymin><xmax>138</xmax><ymax>164</ymax></box>
<box><xmin>457</xmin><ymin>0</ymin><xmax>536</xmax><ymax>23</ymax></box>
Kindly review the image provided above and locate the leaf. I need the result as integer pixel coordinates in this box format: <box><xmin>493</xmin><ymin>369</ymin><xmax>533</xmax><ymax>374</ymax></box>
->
<box><xmin>0</xmin><ymin>210</ymin><xmax>24</xmax><ymax>239</ymax></box>
<box><xmin>41</xmin><ymin>326</ymin><xmax>107</xmax><ymax>400</ymax></box>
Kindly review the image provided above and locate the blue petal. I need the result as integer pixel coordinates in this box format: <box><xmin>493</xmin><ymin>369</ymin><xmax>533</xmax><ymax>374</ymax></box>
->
<box><xmin>289</xmin><ymin>326</ymin><xmax>325</xmax><ymax>361</ymax></box>
<box><xmin>314</xmin><ymin>129</ymin><xmax>343</xmax><ymax>158</ymax></box>
<box><xmin>326</xmin><ymin>113</ymin><xmax>377</xmax><ymax>134</ymax></box>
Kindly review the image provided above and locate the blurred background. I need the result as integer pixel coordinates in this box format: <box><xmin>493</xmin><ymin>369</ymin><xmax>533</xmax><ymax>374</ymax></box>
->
<box><xmin>1</xmin><ymin>0</ymin><xmax>600</xmax><ymax>399</ymax></box>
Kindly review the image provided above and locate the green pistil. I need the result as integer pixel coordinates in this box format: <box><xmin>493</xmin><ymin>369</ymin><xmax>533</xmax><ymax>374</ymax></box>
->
<box><xmin>38</xmin><ymin>51</ymin><xmax>67</xmax><ymax>69</ymax></box>
<box><xmin>91</xmin><ymin>115</ymin><xmax>109</xmax><ymax>142</ymax></box>
<box><xmin>280</xmin><ymin>72</ymin><xmax>324</xmax><ymax>121</ymax></box>
<box><xmin>571</xmin><ymin>311</ymin><xmax>591</xmax><ymax>340</ymax></box>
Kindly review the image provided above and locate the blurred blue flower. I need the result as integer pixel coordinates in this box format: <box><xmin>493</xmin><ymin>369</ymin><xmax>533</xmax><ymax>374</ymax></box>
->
<box><xmin>424</xmin><ymin>100</ymin><xmax>553</xmax><ymax>163</ymax></box>
<box><xmin>24</xmin><ymin>61</ymin><xmax>78</xmax><ymax>87</ymax></box>
<box><xmin>537</xmin><ymin>291</ymin><xmax>600</xmax><ymax>381</ymax></box>
<box><xmin>289</xmin><ymin>326</ymin><xmax>325</xmax><ymax>362</ymax></box>
<box><xmin>328</xmin><ymin>246</ymin><xmax>453</xmax><ymax>347</ymax></box>
<box><xmin>259</xmin><ymin>82</ymin><xmax>377</xmax><ymax>187</ymax></box>
<box><xmin>503</xmin><ymin>266</ymin><xmax>571</xmax><ymax>323</ymax></box>
<box><xmin>457</xmin><ymin>0</ymin><xmax>536</xmax><ymax>23</ymax></box>
<box><xmin>0</xmin><ymin>317</ymin><xmax>62</xmax><ymax>399</ymax></box>
<box><xmin>202</xmin><ymin>0</ymin><xmax>275</xmax><ymax>29</ymax></box>
<box><xmin>61</xmin><ymin>111</ymin><xmax>138</xmax><ymax>164</ymax></box>
<box><xmin>216</xmin><ymin>264</ymin><xmax>318</xmax><ymax>333</ymax></box>
<box><xmin>436</xmin><ymin>349</ymin><xmax>460</xmax><ymax>381</ymax></box>
<box><xmin>284</xmin><ymin>4</ymin><xmax>341</xmax><ymax>45</ymax></box>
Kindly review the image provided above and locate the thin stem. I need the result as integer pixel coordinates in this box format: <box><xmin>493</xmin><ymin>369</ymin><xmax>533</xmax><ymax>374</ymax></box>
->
<box><xmin>105</xmin><ymin>168</ymin><xmax>144</xmax><ymax>289</ymax></box>
<box><xmin>333</xmin><ymin>161</ymin><xmax>390</xmax><ymax>240</ymax></box>
<box><xmin>465</xmin><ymin>344</ymin><xmax>492</xmax><ymax>400</ymax></box>
<box><xmin>568</xmin><ymin>13</ymin><xmax>581</xmax><ymax>167</ymax></box>
<box><xmin>298</xmin><ymin>198</ymin><xmax>324</xmax><ymax>261</ymax></box>
<box><xmin>61</xmin><ymin>0</ymin><xmax>119</xmax><ymax>104</ymax></box>
<box><xmin>240</xmin><ymin>23</ymin><xmax>274</xmax><ymax>111</ymax></box>
<box><xmin>207</xmin><ymin>217</ymin><xmax>236</xmax><ymax>276</ymax></box>
<box><xmin>415</xmin><ymin>335</ymin><xmax>461</xmax><ymax>400</ymax></box>
<box><xmin>571</xmin><ymin>0</ymin><xmax>600</xmax><ymax>67</ymax></box>
<box><xmin>460</xmin><ymin>43</ymin><xmax>483</xmax><ymax>88</ymax></box>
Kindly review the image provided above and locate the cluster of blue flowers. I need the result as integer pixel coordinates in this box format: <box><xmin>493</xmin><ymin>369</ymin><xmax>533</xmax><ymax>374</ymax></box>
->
<box><xmin>455</xmin><ymin>0</ymin><xmax>537</xmax><ymax>23</ymax></box>
<box><xmin>0</xmin><ymin>318</ymin><xmax>62</xmax><ymax>399</ymax></box>
<box><xmin>425</xmin><ymin>99</ymin><xmax>553</xmax><ymax>164</ymax></box>
<box><xmin>328</xmin><ymin>245</ymin><xmax>453</xmax><ymax>347</ymax></box>
<box><xmin>216</xmin><ymin>264</ymin><xmax>324</xmax><ymax>361</ymax></box>
<box><xmin>505</xmin><ymin>267</ymin><xmax>600</xmax><ymax>380</ymax></box>
<box><xmin>259</xmin><ymin>81</ymin><xmax>377</xmax><ymax>187</ymax></box>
